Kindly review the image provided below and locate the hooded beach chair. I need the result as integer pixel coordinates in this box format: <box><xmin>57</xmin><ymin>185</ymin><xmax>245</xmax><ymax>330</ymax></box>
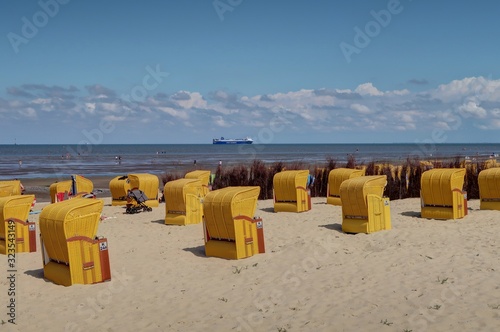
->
<box><xmin>273</xmin><ymin>170</ymin><xmax>311</xmax><ymax>213</ymax></box>
<box><xmin>184</xmin><ymin>170</ymin><xmax>212</xmax><ymax>196</ymax></box>
<box><xmin>203</xmin><ymin>186</ymin><xmax>265</xmax><ymax>260</ymax></box>
<box><xmin>478</xmin><ymin>168</ymin><xmax>500</xmax><ymax>210</ymax></box>
<box><xmin>0</xmin><ymin>180</ymin><xmax>23</xmax><ymax>197</ymax></box>
<box><xmin>164</xmin><ymin>178</ymin><xmax>204</xmax><ymax>225</ymax></box>
<box><xmin>128</xmin><ymin>173</ymin><xmax>159</xmax><ymax>208</ymax></box>
<box><xmin>327</xmin><ymin>168</ymin><xmax>365</xmax><ymax>206</ymax></box>
<box><xmin>420</xmin><ymin>168</ymin><xmax>467</xmax><ymax>220</ymax></box>
<box><xmin>340</xmin><ymin>175</ymin><xmax>391</xmax><ymax>234</ymax></box>
<box><xmin>109</xmin><ymin>175</ymin><xmax>131</xmax><ymax>206</ymax></box>
<box><xmin>39</xmin><ymin>198</ymin><xmax>111</xmax><ymax>286</ymax></box>
<box><xmin>0</xmin><ymin>195</ymin><xmax>37</xmax><ymax>254</ymax></box>
<box><xmin>49</xmin><ymin>175</ymin><xmax>94</xmax><ymax>203</ymax></box>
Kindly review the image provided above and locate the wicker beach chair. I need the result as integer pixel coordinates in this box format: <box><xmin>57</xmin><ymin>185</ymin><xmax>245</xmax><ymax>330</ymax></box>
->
<box><xmin>164</xmin><ymin>178</ymin><xmax>204</xmax><ymax>225</ymax></box>
<box><xmin>340</xmin><ymin>175</ymin><xmax>391</xmax><ymax>234</ymax></box>
<box><xmin>39</xmin><ymin>198</ymin><xmax>111</xmax><ymax>286</ymax></box>
<box><xmin>478</xmin><ymin>168</ymin><xmax>500</xmax><ymax>210</ymax></box>
<box><xmin>326</xmin><ymin>168</ymin><xmax>365</xmax><ymax>206</ymax></box>
<box><xmin>0</xmin><ymin>195</ymin><xmax>36</xmax><ymax>254</ymax></box>
<box><xmin>109</xmin><ymin>175</ymin><xmax>131</xmax><ymax>206</ymax></box>
<box><xmin>184</xmin><ymin>170</ymin><xmax>212</xmax><ymax>196</ymax></box>
<box><xmin>273</xmin><ymin>170</ymin><xmax>311</xmax><ymax>213</ymax></box>
<box><xmin>203</xmin><ymin>186</ymin><xmax>264</xmax><ymax>259</ymax></box>
<box><xmin>128</xmin><ymin>173</ymin><xmax>159</xmax><ymax>208</ymax></box>
<box><xmin>420</xmin><ymin>168</ymin><xmax>467</xmax><ymax>220</ymax></box>
<box><xmin>49</xmin><ymin>175</ymin><xmax>94</xmax><ymax>203</ymax></box>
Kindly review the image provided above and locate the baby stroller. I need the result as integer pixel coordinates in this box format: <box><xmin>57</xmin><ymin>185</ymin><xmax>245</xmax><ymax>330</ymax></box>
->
<box><xmin>126</xmin><ymin>189</ymin><xmax>153</xmax><ymax>214</ymax></box>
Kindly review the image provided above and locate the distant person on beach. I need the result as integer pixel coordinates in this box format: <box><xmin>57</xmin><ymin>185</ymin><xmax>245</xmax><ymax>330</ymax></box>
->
<box><xmin>18</xmin><ymin>160</ymin><xmax>22</xmax><ymax>168</ymax></box>
<box><xmin>219</xmin><ymin>160</ymin><xmax>222</xmax><ymax>166</ymax></box>
<box><xmin>194</xmin><ymin>160</ymin><xmax>197</xmax><ymax>165</ymax></box>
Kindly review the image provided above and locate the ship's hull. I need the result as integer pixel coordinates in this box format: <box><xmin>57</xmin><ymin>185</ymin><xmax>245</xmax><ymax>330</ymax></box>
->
<box><xmin>213</xmin><ymin>140</ymin><xmax>253</xmax><ymax>144</ymax></box>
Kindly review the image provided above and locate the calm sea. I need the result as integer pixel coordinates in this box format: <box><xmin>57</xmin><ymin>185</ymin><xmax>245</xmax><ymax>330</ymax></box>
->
<box><xmin>1</xmin><ymin>143</ymin><xmax>498</xmax><ymax>180</ymax></box>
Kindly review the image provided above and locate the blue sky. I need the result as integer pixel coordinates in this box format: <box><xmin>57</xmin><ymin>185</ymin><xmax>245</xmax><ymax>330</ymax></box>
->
<box><xmin>1</xmin><ymin>0</ymin><xmax>500</xmax><ymax>144</ymax></box>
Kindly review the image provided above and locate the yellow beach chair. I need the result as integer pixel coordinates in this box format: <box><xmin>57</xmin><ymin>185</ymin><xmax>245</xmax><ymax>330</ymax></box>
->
<box><xmin>164</xmin><ymin>178</ymin><xmax>204</xmax><ymax>225</ymax></box>
<box><xmin>185</xmin><ymin>170</ymin><xmax>211</xmax><ymax>196</ymax></box>
<box><xmin>128</xmin><ymin>173</ymin><xmax>159</xmax><ymax>207</ymax></box>
<box><xmin>39</xmin><ymin>198</ymin><xmax>111</xmax><ymax>286</ymax></box>
<box><xmin>109</xmin><ymin>175</ymin><xmax>131</xmax><ymax>206</ymax></box>
<box><xmin>273</xmin><ymin>170</ymin><xmax>311</xmax><ymax>213</ymax></box>
<box><xmin>0</xmin><ymin>195</ymin><xmax>37</xmax><ymax>254</ymax></box>
<box><xmin>326</xmin><ymin>168</ymin><xmax>365</xmax><ymax>206</ymax></box>
<box><xmin>203</xmin><ymin>186</ymin><xmax>264</xmax><ymax>260</ymax></box>
<box><xmin>0</xmin><ymin>180</ymin><xmax>23</xmax><ymax>197</ymax></box>
<box><xmin>478</xmin><ymin>168</ymin><xmax>500</xmax><ymax>210</ymax></box>
<box><xmin>340</xmin><ymin>175</ymin><xmax>391</xmax><ymax>234</ymax></box>
<box><xmin>49</xmin><ymin>175</ymin><xmax>94</xmax><ymax>203</ymax></box>
<box><xmin>420</xmin><ymin>168</ymin><xmax>467</xmax><ymax>220</ymax></box>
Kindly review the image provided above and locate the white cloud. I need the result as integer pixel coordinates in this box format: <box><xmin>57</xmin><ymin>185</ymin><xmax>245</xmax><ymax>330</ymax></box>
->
<box><xmin>4</xmin><ymin>77</ymin><xmax>500</xmax><ymax>142</ymax></box>
<box><xmin>19</xmin><ymin>107</ymin><xmax>37</xmax><ymax>118</ymax></box>
<box><xmin>158</xmin><ymin>107</ymin><xmax>189</xmax><ymax>120</ymax></box>
<box><xmin>103</xmin><ymin>115</ymin><xmax>126</xmax><ymax>122</ymax></box>
<box><xmin>491</xmin><ymin>109</ymin><xmax>500</xmax><ymax>118</ymax></box>
<box><xmin>458</xmin><ymin>101</ymin><xmax>487</xmax><ymax>118</ymax></box>
<box><xmin>355</xmin><ymin>83</ymin><xmax>383</xmax><ymax>96</ymax></box>
<box><xmin>350</xmin><ymin>103</ymin><xmax>371</xmax><ymax>114</ymax></box>
<box><xmin>174</xmin><ymin>91</ymin><xmax>207</xmax><ymax>109</ymax></box>
<box><xmin>433</xmin><ymin>76</ymin><xmax>500</xmax><ymax>103</ymax></box>
<box><xmin>213</xmin><ymin>115</ymin><xmax>231</xmax><ymax>127</ymax></box>
<box><xmin>85</xmin><ymin>103</ymin><xmax>96</xmax><ymax>113</ymax></box>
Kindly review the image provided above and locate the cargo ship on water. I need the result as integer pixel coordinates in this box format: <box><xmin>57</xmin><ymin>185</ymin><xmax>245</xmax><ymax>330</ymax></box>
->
<box><xmin>212</xmin><ymin>137</ymin><xmax>253</xmax><ymax>144</ymax></box>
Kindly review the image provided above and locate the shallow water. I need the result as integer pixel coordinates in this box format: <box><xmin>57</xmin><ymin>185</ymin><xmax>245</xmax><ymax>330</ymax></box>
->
<box><xmin>1</xmin><ymin>143</ymin><xmax>498</xmax><ymax>180</ymax></box>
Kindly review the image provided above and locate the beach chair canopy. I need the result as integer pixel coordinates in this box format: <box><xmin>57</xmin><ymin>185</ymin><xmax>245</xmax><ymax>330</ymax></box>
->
<box><xmin>340</xmin><ymin>175</ymin><xmax>386</xmax><ymax>218</ymax></box>
<box><xmin>327</xmin><ymin>168</ymin><xmax>365</xmax><ymax>206</ymax></box>
<box><xmin>185</xmin><ymin>170</ymin><xmax>211</xmax><ymax>195</ymax></box>
<box><xmin>0</xmin><ymin>195</ymin><xmax>36</xmax><ymax>254</ymax></box>
<box><xmin>0</xmin><ymin>180</ymin><xmax>23</xmax><ymax>197</ymax></box>
<box><xmin>420</xmin><ymin>168</ymin><xmax>466</xmax><ymax>220</ymax></box>
<box><xmin>203</xmin><ymin>186</ymin><xmax>264</xmax><ymax>259</ymax></box>
<box><xmin>478</xmin><ymin>167</ymin><xmax>500</xmax><ymax>210</ymax></box>
<box><xmin>164</xmin><ymin>178</ymin><xmax>203</xmax><ymax>225</ymax></box>
<box><xmin>340</xmin><ymin>175</ymin><xmax>391</xmax><ymax>234</ymax></box>
<box><xmin>128</xmin><ymin>173</ymin><xmax>159</xmax><ymax>207</ymax></box>
<box><xmin>49</xmin><ymin>175</ymin><xmax>94</xmax><ymax>203</ymax></box>
<box><xmin>273</xmin><ymin>170</ymin><xmax>311</xmax><ymax>212</ymax></box>
<box><xmin>109</xmin><ymin>175</ymin><xmax>131</xmax><ymax>205</ymax></box>
<box><xmin>39</xmin><ymin>198</ymin><xmax>111</xmax><ymax>286</ymax></box>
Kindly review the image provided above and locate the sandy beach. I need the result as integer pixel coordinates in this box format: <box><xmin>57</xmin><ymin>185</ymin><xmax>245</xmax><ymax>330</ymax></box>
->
<box><xmin>1</xmin><ymin>194</ymin><xmax>500</xmax><ymax>331</ymax></box>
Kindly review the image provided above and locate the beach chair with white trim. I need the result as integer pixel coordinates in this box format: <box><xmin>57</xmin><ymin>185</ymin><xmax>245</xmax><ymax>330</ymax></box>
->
<box><xmin>203</xmin><ymin>186</ymin><xmax>265</xmax><ymax>259</ymax></box>
<box><xmin>39</xmin><ymin>198</ymin><xmax>111</xmax><ymax>286</ymax></box>
<box><xmin>0</xmin><ymin>195</ymin><xmax>37</xmax><ymax>254</ymax></box>
<box><xmin>273</xmin><ymin>170</ymin><xmax>311</xmax><ymax>213</ymax></box>
<box><xmin>340</xmin><ymin>175</ymin><xmax>391</xmax><ymax>234</ymax></box>
<box><xmin>420</xmin><ymin>168</ymin><xmax>467</xmax><ymax>220</ymax></box>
